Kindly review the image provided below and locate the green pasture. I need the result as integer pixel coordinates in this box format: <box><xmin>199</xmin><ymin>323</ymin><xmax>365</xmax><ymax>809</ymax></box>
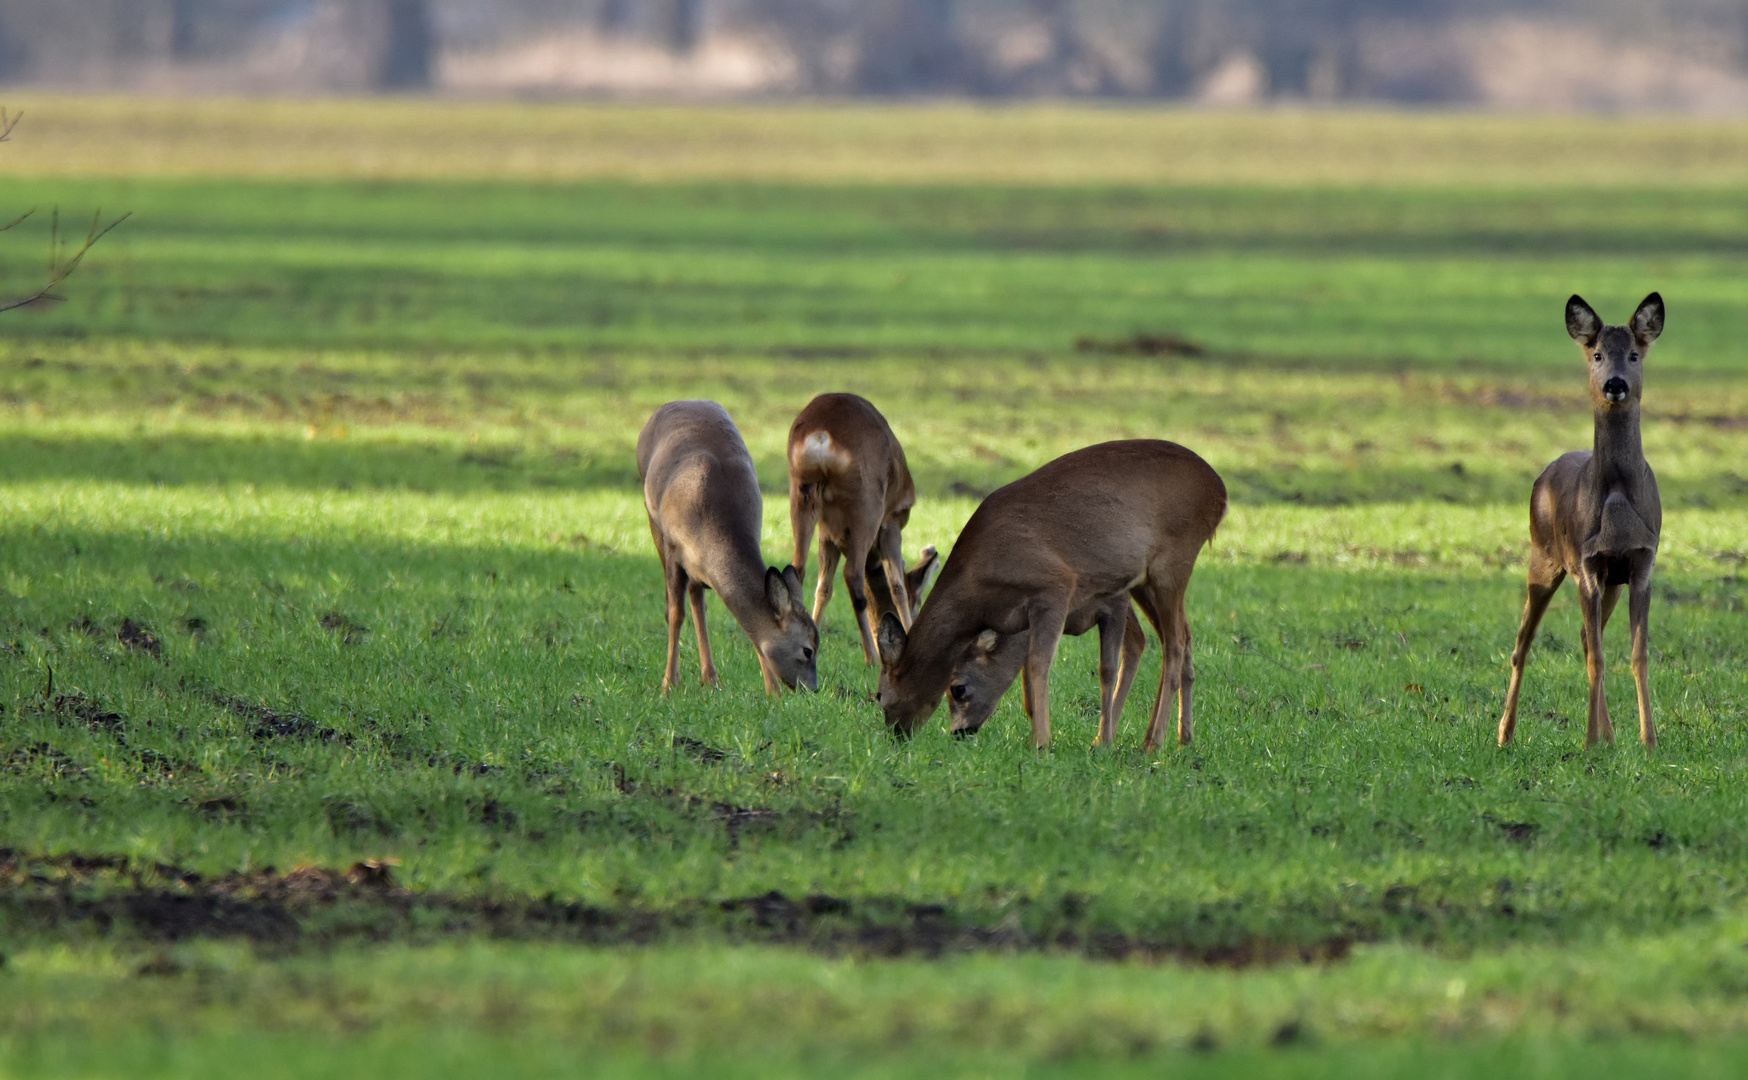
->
<box><xmin>2</xmin><ymin>99</ymin><xmax>1748</xmax><ymax>1077</ymax></box>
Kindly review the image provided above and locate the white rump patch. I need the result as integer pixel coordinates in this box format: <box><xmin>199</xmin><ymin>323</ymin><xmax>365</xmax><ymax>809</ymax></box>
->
<box><xmin>795</xmin><ymin>430</ymin><xmax>849</xmax><ymax>473</ymax></box>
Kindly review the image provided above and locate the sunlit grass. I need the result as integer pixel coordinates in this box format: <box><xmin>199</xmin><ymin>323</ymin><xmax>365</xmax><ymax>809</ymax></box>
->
<box><xmin>3</xmin><ymin>100</ymin><xmax>1748</xmax><ymax>1076</ymax></box>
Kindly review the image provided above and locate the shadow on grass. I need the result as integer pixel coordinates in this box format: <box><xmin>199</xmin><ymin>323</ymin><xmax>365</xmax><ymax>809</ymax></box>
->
<box><xmin>2</xmin><ymin>429</ymin><xmax>1742</xmax><ymax>508</ymax></box>
<box><xmin>0</xmin><ymin>432</ymin><xmax>640</xmax><ymax>494</ymax></box>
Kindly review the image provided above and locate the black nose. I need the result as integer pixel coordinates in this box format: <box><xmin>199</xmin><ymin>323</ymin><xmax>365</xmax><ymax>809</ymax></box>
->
<box><xmin>1603</xmin><ymin>377</ymin><xmax>1629</xmax><ymax>401</ymax></box>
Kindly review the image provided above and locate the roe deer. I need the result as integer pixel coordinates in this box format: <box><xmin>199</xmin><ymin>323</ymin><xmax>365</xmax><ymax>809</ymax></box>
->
<box><xmin>638</xmin><ymin>400</ymin><xmax>818</xmax><ymax>694</ymax></box>
<box><xmin>875</xmin><ymin>440</ymin><xmax>1226</xmax><ymax>750</ymax></box>
<box><xmin>945</xmin><ymin>595</ymin><xmax>1147</xmax><ymax>744</ymax></box>
<box><xmin>1498</xmin><ymin>293</ymin><xmax>1664</xmax><ymax>748</ymax></box>
<box><xmin>788</xmin><ymin>393</ymin><xmax>930</xmax><ymax>664</ymax></box>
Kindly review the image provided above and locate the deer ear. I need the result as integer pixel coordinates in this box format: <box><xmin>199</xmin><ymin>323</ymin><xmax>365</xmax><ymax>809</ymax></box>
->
<box><xmin>781</xmin><ymin>565</ymin><xmax>806</xmax><ymax>611</ymax></box>
<box><xmin>876</xmin><ymin>612</ymin><xmax>907</xmax><ymax>666</ymax></box>
<box><xmin>1631</xmin><ymin>292</ymin><xmax>1664</xmax><ymax>345</ymax></box>
<box><xmin>1566</xmin><ymin>295</ymin><xmax>1601</xmax><ymax>347</ymax></box>
<box><xmin>974</xmin><ymin>629</ymin><xmax>999</xmax><ymax>654</ymax></box>
<box><xmin>764</xmin><ymin>567</ymin><xmax>792</xmax><ymax>617</ymax></box>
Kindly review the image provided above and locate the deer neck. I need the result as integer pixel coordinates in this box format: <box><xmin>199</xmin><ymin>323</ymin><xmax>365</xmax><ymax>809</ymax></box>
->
<box><xmin>707</xmin><ymin>538</ymin><xmax>777</xmax><ymax>638</ymax></box>
<box><xmin>1590</xmin><ymin>402</ymin><xmax>1645</xmax><ymax>485</ymax></box>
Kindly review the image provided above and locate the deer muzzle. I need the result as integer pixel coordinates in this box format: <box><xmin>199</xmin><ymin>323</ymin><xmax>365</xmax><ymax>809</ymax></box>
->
<box><xmin>1603</xmin><ymin>376</ymin><xmax>1630</xmax><ymax>403</ymax></box>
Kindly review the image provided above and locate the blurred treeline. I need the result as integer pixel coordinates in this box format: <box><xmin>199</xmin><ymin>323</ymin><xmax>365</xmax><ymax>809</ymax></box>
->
<box><xmin>3</xmin><ymin>0</ymin><xmax>1748</xmax><ymax>107</ymax></box>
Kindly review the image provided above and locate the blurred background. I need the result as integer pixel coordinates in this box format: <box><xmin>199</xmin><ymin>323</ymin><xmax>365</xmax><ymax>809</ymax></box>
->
<box><xmin>5</xmin><ymin>0</ymin><xmax>1748</xmax><ymax>110</ymax></box>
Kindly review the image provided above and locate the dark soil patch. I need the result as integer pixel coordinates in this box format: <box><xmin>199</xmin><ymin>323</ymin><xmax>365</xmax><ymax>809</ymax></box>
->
<box><xmin>1075</xmin><ymin>332</ymin><xmax>1206</xmax><ymax>358</ymax></box>
<box><xmin>318</xmin><ymin>611</ymin><xmax>370</xmax><ymax>645</ymax></box>
<box><xmin>5</xmin><ymin>741</ymin><xmax>88</xmax><ymax>780</ymax></box>
<box><xmin>117</xmin><ymin>619</ymin><xmax>162</xmax><ymax>658</ymax></box>
<box><xmin>0</xmin><ymin>849</ymin><xmax>1355</xmax><ymax>968</ymax></box>
<box><xmin>211</xmin><ymin>692</ymin><xmax>349</xmax><ymax>744</ymax></box>
<box><xmin>40</xmin><ymin>691</ymin><xmax>129</xmax><ymax>740</ymax></box>
<box><xmin>673</xmin><ymin>734</ymin><xmax>729</xmax><ymax>764</ymax></box>
<box><xmin>1497</xmin><ymin>820</ymin><xmax>1538</xmax><ymax>844</ymax></box>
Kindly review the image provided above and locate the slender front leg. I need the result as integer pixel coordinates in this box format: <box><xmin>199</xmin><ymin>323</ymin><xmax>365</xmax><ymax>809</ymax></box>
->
<box><xmin>1022</xmin><ymin>600</ymin><xmax>1069</xmax><ymax>748</ymax></box>
<box><xmin>1578</xmin><ymin>574</ymin><xmax>1613</xmax><ymax>746</ymax></box>
<box><xmin>662</xmin><ymin>562</ymin><xmax>688</xmax><ymax>694</ymax></box>
<box><xmin>688</xmin><ymin>581</ymin><xmax>717</xmax><ymax>687</ymax></box>
<box><xmin>1629</xmin><ymin>557</ymin><xmax>1656</xmax><ymax>748</ymax></box>
<box><xmin>1498</xmin><ymin>562</ymin><xmax>1565</xmax><ymax>746</ymax></box>
<box><xmin>875</xmin><ymin>524</ymin><xmax>913</xmax><ymax>631</ymax></box>
<box><xmin>811</xmin><ymin>537</ymin><xmax>841</xmax><ymax>626</ymax></box>
<box><xmin>1093</xmin><ymin>603</ymin><xmax>1126</xmax><ymax>747</ymax></box>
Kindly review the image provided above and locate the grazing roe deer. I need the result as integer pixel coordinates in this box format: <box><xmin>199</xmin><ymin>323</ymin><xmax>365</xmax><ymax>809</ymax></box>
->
<box><xmin>788</xmin><ymin>393</ymin><xmax>931</xmax><ymax>664</ymax></box>
<box><xmin>1498</xmin><ymin>293</ymin><xmax>1664</xmax><ymax>748</ymax></box>
<box><xmin>638</xmin><ymin>400</ymin><xmax>818</xmax><ymax>694</ymax></box>
<box><xmin>875</xmin><ymin>440</ymin><xmax>1227</xmax><ymax>750</ymax></box>
<box><xmin>945</xmin><ymin>595</ymin><xmax>1147</xmax><ymax>744</ymax></box>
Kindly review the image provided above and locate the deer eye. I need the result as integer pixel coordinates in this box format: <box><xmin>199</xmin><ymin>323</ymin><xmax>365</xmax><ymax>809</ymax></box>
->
<box><xmin>1593</xmin><ymin>352</ymin><xmax>1603</xmax><ymax>362</ymax></box>
<box><xmin>1629</xmin><ymin>352</ymin><xmax>1640</xmax><ymax>362</ymax></box>
<box><xmin>802</xmin><ymin>646</ymin><xmax>813</xmax><ymax>661</ymax></box>
<box><xmin>949</xmin><ymin>684</ymin><xmax>969</xmax><ymax>703</ymax></box>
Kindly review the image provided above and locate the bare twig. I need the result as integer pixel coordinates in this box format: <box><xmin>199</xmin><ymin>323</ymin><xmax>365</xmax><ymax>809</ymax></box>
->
<box><xmin>0</xmin><ymin>209</ymin><xmax>131</xmax><ymax>314</ymax></box>
<box><xmin>0</xmin><ymin>106</ymin><xmax>129</xmax><ymax>314</ymax></box>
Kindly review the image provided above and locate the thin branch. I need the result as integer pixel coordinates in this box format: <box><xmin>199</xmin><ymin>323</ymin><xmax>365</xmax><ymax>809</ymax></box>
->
<box><xmin>0</xmin><ymin>208</ymin><xmax>132</xmax><ymax>315</ymax></box>
<box><xmin>0</xmin><ymin>106</ymin><xmax>130</xmax><ymax>314</ymax></box>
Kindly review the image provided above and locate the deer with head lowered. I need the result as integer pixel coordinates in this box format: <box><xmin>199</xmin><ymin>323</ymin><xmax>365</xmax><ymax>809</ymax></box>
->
<box><xmin>945</xmin><ymin>595</ymin><xmax>1148</xmax><ymax>744</ymax></box>
<box><xmin>638</xmin><ymin>400</ymin><xmax>818</xmax><ymax>694</ymax></box>
<box><xmin>875</xmin><ymin>440</ymin><xmax>1226</xmax><ymax>750</ymax></box>
<box><xmin>788</xmin><ymin>393</ymin><xmax>938</xmax><ymax>665</ymax></box>
<box><xmin>1498</xmin><ymin>293</ymin><xmax>1664</xmax><ymax>749</ymax></box>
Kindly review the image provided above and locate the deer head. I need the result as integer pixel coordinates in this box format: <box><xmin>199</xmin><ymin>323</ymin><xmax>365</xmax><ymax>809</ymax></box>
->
<box><xmin>1566</xmin><ymin>292</ymin><xmax>1663</xmax><ymax>412</ymax></box>
<box><xmin>756</xmin><ymin>565</ymin><xmax>818</xmax><ymax>692</ymax></box>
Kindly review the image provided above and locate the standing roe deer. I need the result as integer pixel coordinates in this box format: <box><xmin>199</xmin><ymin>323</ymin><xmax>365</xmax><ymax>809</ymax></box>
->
<box><xmin>875</xmin><ymin>440</ymin><xmax>1227</xmax><ymax>750</ymax></box>
<box><xmin>1497</xmin><ymin>293</ymin><xmax>1664</xmax><ymax>748</ymax></box>
<box><xmin>788</xmin><ymin>393</ymin><xmax>934</xmax><ymax>664</ymax></box>
<box><xmin>638</xmin><ymin>400</ymin><xmax>818</xmax><ymax>694</ymax></box>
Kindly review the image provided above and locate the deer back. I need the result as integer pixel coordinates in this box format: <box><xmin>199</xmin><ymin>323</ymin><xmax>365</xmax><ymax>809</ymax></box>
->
<box><xmin>788</xmin><ymin>393</ymin><xmax>916</xmax><ymax>530</ymax></box>
<box><xmin>639</xmin><ymin>400</ymin><xmax>766</xmax><ymax>578</ymax></box>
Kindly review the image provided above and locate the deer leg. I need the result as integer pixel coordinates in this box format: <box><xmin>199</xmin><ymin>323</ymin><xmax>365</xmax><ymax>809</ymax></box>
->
<box><xmin>1130</xmin><ymin>587</ymin><xmax>1178</xmax><ymax>752</ymax></box>
<box><xmin>1497</xmin><ymin>560</ymin><xmax>1565</xmax><ymax>746</ymax></box>
<box><xmin>1578</xmin><ymin>573</ymin><xmax>1614</xmax><ymax>747</ymax></box>
<box><xmin>1629</xmin><ymin>557</ymin><xmax>1656</xmax><ymax>749</ymax></box>
<box><xmin>1022</xmin><ymin>600</ymin><xmax>1069</xmax><ymax>749</ymax></box>
<box><xmin>1176</xmin><ymin>602</ymin><xmax>1196</xmax><ymax>747</ymax></box>
<box><xmin>1157</xmin><ymin>599</ymin><xmax>1188</xmax><ymax>748</ymax></box>
<box><xmin>1109</xmin><ymin>604</ymin><xmax>1146</xmax><ymax>731</ymax></box>
<box><xmin>1129</xmin><ymin>588</ymin><xmax>1166</xmax><ymax>750</ymax></box>
<box><xmin>687</xmin><ymin>580</ymin><xmax>718</xmax><ymax>688</ymax></box>
<box><xmin>661</xmin><ymin>559</ymin><xmax>688</xmax><ymax>694</ymax></box>
<box><xmin>1599</xmin><ymin>583</ymin><xmax>1622</xmax><ymax>632</ymax></box>
<box><xmin>842</xmin><ymin>531</ymin><xmax>880</xmax><ymax>666</ymax></box>
<box><xmin>1093</xmin><ymin>603</ymin><xmax>1126</xmax><ymax>747</ymax></box>
<box><xmin>875</xmin><ymin>523</ymin><xmax>913</xmax><ymax>631</ymax></box>
<box><xmin>811</xmin><ymin>537</ymin><xmax>841</xmax><ymax>626</ymax></box>
<box><xmin>790</xmin><ymin>490</ymin><xmax>817</xmax><ymax>583</ymax></box>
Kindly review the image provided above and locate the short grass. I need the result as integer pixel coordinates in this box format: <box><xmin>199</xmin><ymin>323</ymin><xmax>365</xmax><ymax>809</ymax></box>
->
<box><xmin>2</xmin><ymin>98</ymin><xmax>1748</xmax><ymax>1077</ymax></box>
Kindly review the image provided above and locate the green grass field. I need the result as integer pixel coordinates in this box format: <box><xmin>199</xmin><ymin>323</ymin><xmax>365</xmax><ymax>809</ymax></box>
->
<box><xmin>2</xmin><ymin>97</ymin><xmax>1748</xmax><ymax>1078</ymax></box>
